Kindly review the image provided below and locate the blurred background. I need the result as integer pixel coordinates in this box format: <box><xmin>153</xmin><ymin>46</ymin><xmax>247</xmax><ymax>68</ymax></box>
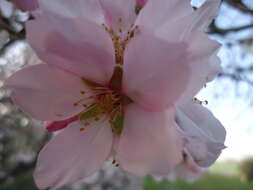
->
<box><xmin>1</xmin><ymin>0</ymin><xmax>253</xmax><ymax>189</ymax></box>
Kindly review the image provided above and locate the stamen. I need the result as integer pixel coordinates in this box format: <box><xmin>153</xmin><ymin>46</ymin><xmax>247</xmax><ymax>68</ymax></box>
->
<box><xmin>111</xmin><ymin>159</ymin><xmax>120</xmax><ymax>167</ymax></box>
<box><xmin>84</xmin><ymin>122</ymin><xmax>91</xmax><ymax>126</ymax></box>
<box><xmin>101</xmin><ymin>22</ymin><xmax>139</xmax><ymax>65</ymax></box>
<box><xmin>193</xmin><ymin>98</ymin><xmax>208</xmax><ymax>105</ymax></box>
<box><xmin>80</xmin><ymin>127</ymin><xmax>85</xmax><ymax>131</ymax></box>
<box><xmin>88</xmin><ymin>95</ymin><xmax>96</xmax><ymax>99</ymax></box>
<box><xmin>94</xmin><ymin>117</ymin><xmax>100</xmax><ymax>121</ymax></box>
<box><xmin>117</xmin><ymin>18</ymin><xmax>123</xmax><ymax>23</ymax></box>
<box><xmin>80</xmin><ymin>90</ymin><xmax>86</xmax><ymax>94</ymax></box>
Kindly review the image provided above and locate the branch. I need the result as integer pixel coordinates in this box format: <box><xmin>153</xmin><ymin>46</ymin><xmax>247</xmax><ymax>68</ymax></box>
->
<box><xmin>224</xmin><ymin>0</ymin><xmax>253</xmax><ymax>15</ymax></box>
<box><xmin>218</xmin><ymin>72</ymin><xmax>253</xmax><ymax>86</ymax></box>
<box><xmin>209</xmin><ymin>22</ymin><xmax>253</xmax><ymax>35</ymax></box>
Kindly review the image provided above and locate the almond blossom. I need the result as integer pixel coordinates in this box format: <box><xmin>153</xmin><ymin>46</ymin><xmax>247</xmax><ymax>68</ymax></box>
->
<box><xmin>5</xmin><ymin>0</ymin><xmax>225</xmax><ymax>189</ymax></box>
<box><xmin>167</xmin><ymin>101</ymin><xmax>226</xmax><ymax>182</ymax></box>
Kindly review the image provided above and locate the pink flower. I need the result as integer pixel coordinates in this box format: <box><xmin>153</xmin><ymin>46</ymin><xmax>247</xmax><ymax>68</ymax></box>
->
<box><xmin>176</xmin><ymin>102</ymin><xmax>226</xmax><ymax>167</ymax></box>
<box><xmin>5</xmin><ymin>0</ymin><xmax>223</xmax><ymax>189</ymax></box>
<box><xmin>166</xmin><ymin>101</ymin><xmax>226</xmax><ymax>183</ymax></box>
<box><xmin>155</xmin><ymin>101</ymin><xmax>226</xmax><ymax>183</ymax></box>
<box><xmin>11</xmin><ymin>0</ymin><xmax>38</xmax><ymax>11</ymax></box>
<box><xmin>165</xmin><ymin>150</ymin><xmax>207</xmax><ymax>183</ymax></box>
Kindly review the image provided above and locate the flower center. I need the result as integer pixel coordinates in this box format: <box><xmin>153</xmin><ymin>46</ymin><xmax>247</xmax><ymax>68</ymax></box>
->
<box><xmin>75</xmin><ymin>66</ymin><xmax>132</xmax><ymax>135</ymax></box>
<box><xmin>74</xmin><ymin>19</ymin><xmax>138</xmax><ymax>135</ymax></box>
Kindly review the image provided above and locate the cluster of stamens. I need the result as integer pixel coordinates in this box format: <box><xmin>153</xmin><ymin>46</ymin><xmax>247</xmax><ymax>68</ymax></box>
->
<box><xmin>72</xmin><ymin>18</ymin><xmax>139</xmax><ymax>134</ymax></box>
<box><xmin>101</xmin><ymin>18</ymin><xmax>139</xmax><ymax>65</ymax></box>
<box><xmin>72</xmin><ymin>84</ymin><xmax>124</xmax><ymax>131</ymax></box>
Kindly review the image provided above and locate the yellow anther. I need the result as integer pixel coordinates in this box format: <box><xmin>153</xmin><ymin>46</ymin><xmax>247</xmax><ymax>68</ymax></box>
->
<box><xmin>84</xmin><ymin>122</ymin><xmax>90</xmax><ymax>126</ymax></box>
<box><xmin>108</xmin><ymin>29</ymin><xmax>113</xmax><ymax>35</ymax></box>
<box><xmin>112</xmin><ymin>35</ymin><xmax>120</xmax><ymax>41</ymax></box>
<box><xmin>193</xmin><ymin>98</ymin><xmax>208</xmax><ymax>105</ymax></box>
<box><xmin>80</xmin><ymin>127</ymin><xmax>85</xmax><ymax>131</ymax></box>
<box><xmin>118</xmin><ymin>18</ymin><xmax>123</xmax><ymax>23</ymax></box>
<box><xmin>80</xmin><ymin>90</ymin><xmax>86</xmax><ymax>94</ymax></box>
<box><xmin>112</xmin><ymin>159</ymin><xmax>116</xmax><ymax>164</ymax></box>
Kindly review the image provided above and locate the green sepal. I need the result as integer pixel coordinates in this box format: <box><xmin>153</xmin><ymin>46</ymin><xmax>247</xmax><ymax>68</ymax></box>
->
<box><xmin>79</xmin><ymin>104</ymin><xmax>101</xmax><ymax>121</ymax></box>
<box><xmin>112</xmin><ymin>111</ymin><xmax>124</xmax><ymax>135</ymax></box>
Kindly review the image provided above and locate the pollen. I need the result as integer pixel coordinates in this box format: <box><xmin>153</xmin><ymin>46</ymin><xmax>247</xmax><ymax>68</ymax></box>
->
<box><xmin>193</xmin><ymin>98</ymin><xmax>208</xmax><ymax>105</ymax></box>
<box><xmin>94</xmin><ymin>117</ymin><xmax>100</xmax><ymax>121</ymax></box>
<box><xmin>101</xmin><ymin>21</ymin><xmax>140</xmax><ymax>65</ymax></box>
<box><xmin>118</xmin><ymin>18</ymin><xmax>123</xmax><ymax>23</ymax></box>
<box><xmin>80</xmin><ymin>90</ymin><xmax>86</xmax><ymax>94</ymax></box>
<box><xmin>84</xmin><ymin>122</ymin><xmax>91</xmax><ymax>126</ymax></box>
<box><xmin>88</xmin><ymin>95</ymin><xmax>96</xmax><ymax>99</ymax></box>
<box><xmin>80</xmin><ymin>127</ymin><xmax>85</xmax><ymax>131</ymax></box>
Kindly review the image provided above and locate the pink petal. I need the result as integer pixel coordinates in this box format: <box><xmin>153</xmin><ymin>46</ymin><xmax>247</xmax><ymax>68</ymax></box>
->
<box><xmin>136</xmin><ymin>0</ymin><xmax>194</xmax><ymax>31</ymax></box>
<box><xmin>136</xmin><ymin>0</ymin><xmax>147</xmax><ymax>6</ymax></box>
<box><xmin>175</xmin><ymin>151</ymin><xmax>206</xmax><ymax>183</ymax></box>
<box><xmin>4</xmin><ymin>64</ymin><xmax>89</xmax><ymax>121</ymax></box>
<box><xmin>26</xmin><ymin>4</ymin><xmax>114</xmax><ymax>84</ymax></box>
<box><xmin>179</xmin><ymin>102</ymin><xmax>226</xmax><ymax>142</ymax></box>
<box><xmin>45</xmin><ymin>115</ymin><xmax>78</xmax><ymax>132</ymax></box>
<box><xmin>156</xmin><ymin>0</ymin><xmax>220</xmax><ymax>39</ymax></box>
<box><xmin>34</xmin><ymin>121</ymin><xmax>113</xmax><ymax>189</ymax></box>
<box><xmin>177</xmin><ymin>44</ymin><xmax>221</xmax><ymax>104</ymax></box>
<box><xmin>137</xmin><ymin>0</ymin><xmax>220</xmax><ymax>37</ymax></box>
<box><xmin>191</xmin><ymin>0</ymin><xmax>221</xmax><ymax>32</ymax></box>
<box><xmin>99</xmin><ymin>0</ymin><xmax>137</xmax><ymax>32</ymax></box>
<box><xmin>117</xmin><ymin>104</ymin><xmax>184</xmax><ymax>176</ymax></box>
<box><xmin>135</xmin><ymin>0</ymin><xmax>221</xmax><ymax>105</ymax></box>
<box><xmin>38</xmin><ymin>0</ymin><xmax>105</xmax><ymax>24</ymax></box>
<box><xmin>11</xmin><ymin>0</ymin><xmax>38</xmax><ymax>11</ymax></box>
<box><xmin>123</xmin><ymin>30</ymin><xmax>189</xmax><ymax>111</ymax></box>
<box><xmin>176</xmin><ymin>102</ymin><xmax>226</xmax><ymax>167</ymax></box>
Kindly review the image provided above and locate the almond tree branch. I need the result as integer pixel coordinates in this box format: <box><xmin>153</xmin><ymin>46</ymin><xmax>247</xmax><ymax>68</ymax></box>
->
<box><xmin>209</xmin><ymin>21</ymin><xmax>253</xmax><ymax>35</ymax></box>
<box><xmin>224</xmin><ymin>0</ymin><xmax>253</xmax><ymax>15</ymax></box>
